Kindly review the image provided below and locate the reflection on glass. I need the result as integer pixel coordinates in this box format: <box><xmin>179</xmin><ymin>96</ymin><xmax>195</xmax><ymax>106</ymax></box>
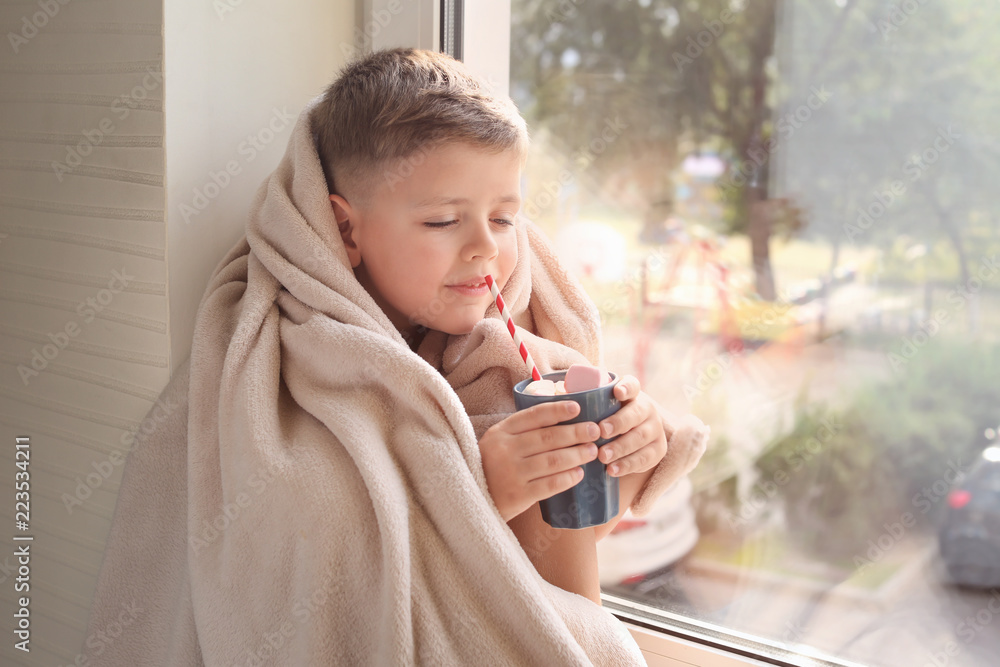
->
<box><xmin>511</xmin><ymin>1</ymin><xmax>1000</xmax><ymax>665</ymax></box>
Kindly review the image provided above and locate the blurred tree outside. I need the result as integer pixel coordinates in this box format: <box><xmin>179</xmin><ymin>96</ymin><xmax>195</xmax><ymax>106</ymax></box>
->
<box><xmin>510</xmin><ymin>0</ymin><xmax>1000</xmax><ymax>313</ymax></box>
<box><xmin>775</xmin><ymin>0</ymin><xmax>1000</xmax><ymax>331</ymax></box>
<box><xmin>512</xmin><ymin>0</ymin><xmax>806</xmax><ymax>300</ymax></box>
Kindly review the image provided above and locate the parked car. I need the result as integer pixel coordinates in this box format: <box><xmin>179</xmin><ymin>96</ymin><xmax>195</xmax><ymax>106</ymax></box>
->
<box><xmin>938</xmin><ymin>444</ymin><xmax>1000</xmax><ymax>588</ymax></box>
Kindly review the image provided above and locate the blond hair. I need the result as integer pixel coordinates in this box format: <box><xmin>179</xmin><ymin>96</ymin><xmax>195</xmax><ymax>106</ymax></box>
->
<box><xmin>311</xmin><ymin>48</ymin><xmax>529</xmax><ymax>205</ymax></box>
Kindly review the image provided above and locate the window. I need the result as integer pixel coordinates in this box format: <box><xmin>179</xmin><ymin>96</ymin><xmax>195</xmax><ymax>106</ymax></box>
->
<box><xmin>370</xmin><ymin>0</ymin><xmax>1000</xmax><ymax>663</ymax></box>
<box><xmin>503</xmin><ymin>1</ymin><xmax>1000</xmax><ymax>665</ymax></box>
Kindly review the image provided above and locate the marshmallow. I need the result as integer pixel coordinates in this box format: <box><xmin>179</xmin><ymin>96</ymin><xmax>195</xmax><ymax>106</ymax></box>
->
<box><xmin>563</xmin><ymin>363</ymin><xmax>610</xmax><ymax>393</ymax></box>
<box><xmin>522</xmin><ymin>379</ymin><xmax>556</xmax><ymax>396</ymax></box>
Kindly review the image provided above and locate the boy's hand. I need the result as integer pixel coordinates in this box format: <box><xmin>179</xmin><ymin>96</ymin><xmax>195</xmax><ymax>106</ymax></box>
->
<box><xmin>596</xmin><ymin>375</ymin><xmax>668</xmax><ymax>477</ymax></box>
<box><xmin>480</xmin><ymin>401</ymin><xmax>600</xmax><ymax>522</ymax></box>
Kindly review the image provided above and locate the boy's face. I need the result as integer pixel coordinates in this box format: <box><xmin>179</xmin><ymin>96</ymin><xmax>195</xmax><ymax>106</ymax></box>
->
<box><xmin>330</xmin><ymin>142</ymin><xmax>522</xmax><ymax>342</ymax></box>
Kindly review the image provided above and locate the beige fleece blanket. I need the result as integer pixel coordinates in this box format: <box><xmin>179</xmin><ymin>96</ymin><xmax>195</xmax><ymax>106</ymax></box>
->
<box><xmin>82</xmin><ymin>93</ymin><xmax>708</xmax><ymax>665</ymax></box>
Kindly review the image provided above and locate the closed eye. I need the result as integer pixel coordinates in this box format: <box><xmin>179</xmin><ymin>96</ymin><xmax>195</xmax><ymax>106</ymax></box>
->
<box><xmin>424</xmin><ymin>218</ymin><xmax>515</xmax><ymax>228</ymax></box>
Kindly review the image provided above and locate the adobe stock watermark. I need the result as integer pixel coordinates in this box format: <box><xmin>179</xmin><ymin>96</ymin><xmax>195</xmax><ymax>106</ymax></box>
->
<box><xmin>189</xmin><ymin>460</ymin><xmax>280</xmax><ymax>554</ymax></box>
<box><xmin>0</xmin><ymin>556</ymin><xmax>16</xmax><ymax>586</ymax></box>
<box><xmin>885</xmin><ymin>309</ymin><xmax>950</xmax><ymax>374</ymax></box>
<box><xmin>7</xmin><ymin>0</ymin><xmax>73</xmax><ymax>54</ymax></box>
<box><xmin>338</xmin><ymin>0</ymin><xmax>405</xmax><ymax>58</ymax></box>
<box><xmin>238</xmin><ymin>570</ymin><xmax>338</xmax><ymax>667</ymax></box>
<box><xmin>64</xmin><ymin>600</ymin><xmax>143</xmax><ymax>666</ymax></box>
<box><xmin>382</xmin><ymin>73</ymin><xmax>504</xmax><ymax>191</ymax></box>
<box><xmin>290</xmin><ymin>242</ymin><xmax>329</xmax><ymax>287</ymax></box>
<box><xmin>852</xmin><ymin>458</ymin><xmax>966</xmax><ymax>574</ymax></box>
<box><xmin>781</xmin><ymin>619</ymin><xmax>808</xmax><ymax>645</ymax></box>
<box><xmin>407</xmin><ymin>278</ymin><xmax>464</xmax><ymax>335</ymax></box>
<box><xmin>736</xmin><ymin>284</ymin><xmax>803</xmax><ymax>342</ymax></box>
<box><xmin>17</xmin><ymin>268</ymin><xmax>134</xmax><ymax>386</ymax></box>
<box><xmin>61</xmin><ymin>391</ymin><xmax>180</xmax><ymax>514</ymax></box>
<box><xmin>51</xmin><ymin>67</ymin><xmax>164</xmax><ymax>182</ymax></box>
<box><xmin>672</xmin><ymin>6</ymin><xmax>741</xmax><ymax>73</ymax></box>
<box><xmin>681</xmin><ymin>342</ymin><xmax>746</xmax><ymax>401</ymax></box>
<box><xmin>718</xmin><ymin>86</ymin><xmax>833</xmax><ymax>196</ymax></box>
<box><xmin>383</xmin><ymin>148</ymin><xmax>429</xmax><ymax>192</ymax></box>
<box><xmin>843</xmin><ymin>124</ymin><xmax>961</xmax><ymax>243</ymax></box>
<box><xmin>598</xmin><ymin>245</ymin><xmax>669</xmax><ymax>322</ymax></box>
<box><xmin>180</xmin><ymin>107</ymin><xmax>295</xmax><ymax>224</ymax></box>
<box><xmin>380</xmin><ymin>73</ymin><xmax>528</xmax><ymax>192</ymax></box>
<box><xmin>867</xmin><ymin>0</ymin><xmax>932</xmax><ymax>38</ymax></box>
<box><xmin>885</xmin><ymin>252</ymin><xmax>1000</xmax><ymax>373</ymax></box>
<box><xmin>725</xmin><ymin>412</ymin><xmax>843</xmax><ymax>531</ymax></box>
<box><xmin>214</xmin><ymin>0</ymin><xmax>252</xmax><ymax>21</ymax></box>
<box><xmin>944</xmin><ymin>253</ymin><xmax>1000</xmax><ymax>309</ymax></box>
<box><xmin>545</xmin><ymin>0</ymin><xmax>585</xmax><ymax>22</ymax></box>
<box><xmin>521</xmin><ymin>115</ymin><xmax>628</xmax><ymax>219</ymax></box>
<box><xmin>388</xmin><ymin>114</ymin><xmax>626</xmax><ymax>210</ymax></box>
<box><xmin>923</xmin><ymin>590</ymin><xmax>1000</xmax><ymax>667</ymax></box>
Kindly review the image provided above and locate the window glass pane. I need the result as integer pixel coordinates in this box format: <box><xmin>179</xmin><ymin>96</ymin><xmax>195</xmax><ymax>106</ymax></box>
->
<box><xmin>510</xmin><ymin>1</ymin><xmax>1000</xmax><ymax>664</ymax></box>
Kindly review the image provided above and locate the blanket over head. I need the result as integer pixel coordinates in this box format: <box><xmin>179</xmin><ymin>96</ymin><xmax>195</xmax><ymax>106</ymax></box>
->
<box><xmin>82</xmin><ymin>93</ymin><xmax>708</xmax><ymax>665</ymax></box>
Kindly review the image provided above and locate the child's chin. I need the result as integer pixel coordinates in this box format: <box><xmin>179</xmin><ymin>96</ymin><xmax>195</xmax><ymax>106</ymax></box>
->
<box><xmin>430</xmin><ymin>319</ymin><xmax>480</xmax><ymax>337</ymax></box>
<box><xmin>439</xmin><ymin>325</ymin><xmax>477</xmax><ymax>337</ymax></box>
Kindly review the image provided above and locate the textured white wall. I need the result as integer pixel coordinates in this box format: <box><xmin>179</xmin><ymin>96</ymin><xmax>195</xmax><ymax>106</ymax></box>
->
<box><xmin>165</xmin><ymin>0</ymin><xmax>356</xmax><ymax>371</ymax></box>
<box><xmin>0</xmin><ymin>1</ymin><xmax>354</xmax><ymax>663</ymax></box>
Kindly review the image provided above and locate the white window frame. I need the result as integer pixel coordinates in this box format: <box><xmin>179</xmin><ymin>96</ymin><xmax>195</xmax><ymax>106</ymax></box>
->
<box><xmin>365</xmin><ymin>0</ymin><xmax>439</xmax><ymax>52</ymax></box>
<box><xmin>361</xmin><ymin>2</ymin><xmax>850</xmax><ymax>665</ymax></box>
<box><xmin>368</xmin><ymin>0</ymin><xmax>510</xmax><ymax>97</ymax></box>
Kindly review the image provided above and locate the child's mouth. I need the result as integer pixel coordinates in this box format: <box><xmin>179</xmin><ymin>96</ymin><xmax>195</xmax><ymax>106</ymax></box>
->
<box><xmin>447</xmin><ymin>279</ymin><xmax>489</xmax><ymax>297</ymax></box>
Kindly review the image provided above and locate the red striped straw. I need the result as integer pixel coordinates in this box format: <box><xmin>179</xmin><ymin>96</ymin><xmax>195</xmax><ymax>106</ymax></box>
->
<box><xmin>485</xmin><ymin>274</ymin><xmax>541</xmax><ymax>382</ymax></box>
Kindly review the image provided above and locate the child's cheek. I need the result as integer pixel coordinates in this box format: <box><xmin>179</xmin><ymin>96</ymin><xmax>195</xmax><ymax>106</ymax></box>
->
<box><xmin>500</xmin><ymin>242</ymin><xmax>518</xmax><ymax>283</ymax></box>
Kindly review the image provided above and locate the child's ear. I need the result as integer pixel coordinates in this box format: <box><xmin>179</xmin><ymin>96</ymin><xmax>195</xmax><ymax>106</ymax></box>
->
<box><xmin>329</xmin><ymin>194</ymin><xmax>362</xmax><ymax>268</ymax></box>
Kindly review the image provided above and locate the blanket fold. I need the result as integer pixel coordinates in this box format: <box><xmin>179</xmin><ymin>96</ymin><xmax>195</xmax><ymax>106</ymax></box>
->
<box><xmin>82</xmin><ymin>93</ymin><xmax>706</xmax><ymax>666</ymax></box>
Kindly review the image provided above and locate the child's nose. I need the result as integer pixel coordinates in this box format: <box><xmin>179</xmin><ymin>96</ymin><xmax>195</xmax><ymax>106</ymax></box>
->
<box><xmin>463</xmin><ymin>218</ymin><xmax>499</xmax><ymax>261</ymax></box>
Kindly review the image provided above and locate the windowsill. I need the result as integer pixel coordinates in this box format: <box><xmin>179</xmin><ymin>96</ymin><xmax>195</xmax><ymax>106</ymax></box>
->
<box><xmin>608</xmin><ymin>593</ymin><xmax>858</xmax><ymax>667</ymax></box>
<box><xmin>623</xmin><ymin>623</ymin><xmax>772</xmax><ymax>667</ymax></box>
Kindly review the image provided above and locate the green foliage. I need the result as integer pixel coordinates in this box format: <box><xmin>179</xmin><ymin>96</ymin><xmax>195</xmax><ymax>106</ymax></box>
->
<box><xmin>756</xmin><ymin>399</ymin><xmax>904</xmax><ymax>562</ymax></box>
<box><xmin>891</xmin><ymin>343</ymin><xmax>1000</xmax><ymax>461</ymax></box>
<box><xmin>511</xmin><ymin>0</ymin><xmax>780</xmax><ymax>216</ymax></box>
<box><xmin>875</xmin><ymin>234</ymin><xmax>1000</xmax><ymax>288</ymax></box>
<box><xmin>878</xmin><ymin>238</ymin><xmax>962</xmax><ymax>285</ymax></box>
<box><xmin>777</xmin><ymin>0</ymin><xmax>1000</xmax><ymax>280</ymax></box>
<box><xmin>510</xmin><ymin>0</ymin><xmax>1000</xmax><ymax>303</ymax></box>
<box><xmin>755</xmin><ymin>342</ymin><xmax>1000</xmax><ymax>563</ymax></box>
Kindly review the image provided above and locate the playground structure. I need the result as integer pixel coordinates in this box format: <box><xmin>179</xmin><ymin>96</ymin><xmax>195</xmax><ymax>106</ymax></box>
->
<box><xmin>629</xmin><ymin>225</ymin><xmax>858</xmax><ymax>386</ymax></box>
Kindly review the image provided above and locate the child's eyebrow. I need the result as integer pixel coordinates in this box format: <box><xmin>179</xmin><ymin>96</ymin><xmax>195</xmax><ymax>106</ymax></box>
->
<box><xmin>414</xmin><ymin>194</ymin><xmax>521</xmax><ymax>208</ymax></box>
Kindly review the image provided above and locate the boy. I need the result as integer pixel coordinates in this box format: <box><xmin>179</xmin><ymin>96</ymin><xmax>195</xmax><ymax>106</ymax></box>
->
<box><xmin>312</xmin><ymin>48</ymin><xmax>682</xmax><ymax>606</ymax></box>
<box><xmin>83</xmin><ymin>46</ymin><xmax>707</xmax><ymax>665</ymax></box>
